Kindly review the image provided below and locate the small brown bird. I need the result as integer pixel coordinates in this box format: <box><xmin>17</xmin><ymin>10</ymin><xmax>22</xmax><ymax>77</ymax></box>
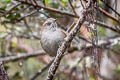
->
<box><xmin>40</xmin><ymin>18</ymin><xmax>67</xmax><ymax>56</ymax></box>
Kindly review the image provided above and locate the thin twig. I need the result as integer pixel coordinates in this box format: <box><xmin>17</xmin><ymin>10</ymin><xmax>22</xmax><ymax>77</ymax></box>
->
<box><xmin>92</xmin><ymin>21</ymin><xmax>120</xmax><ymax>34</ymax></box>
<box><xmin>97</xmin><ymin>7</ymin><xmax>120</xmax><ymax>25</ymax></box>
<box><xmin>7</xmin><ymin>3</ymin><xmax>21</xmax><ymax>13</ymax></box>
<box><xmin>68</xmin><ymin>0</ymin><xmax>77</xmax><ymax>15</ymax></box>
<box><xmin>17</xmin><ymin>10</ymin><xmax>38</xmax><ymax>22</ymax></box>
<box><xmin>31</xmin><ymin>59</ymin><xmax>54</xmax><ymax>80</ymax></box>
<box><xmin>101</xmin><ymin>0</ymin><xmax>120</xmax><ymax>17</ymax></box>
<box><xmin>15</xmin><ymin>0</ymin><xmax>78</xmax><ymax>18</ymax></box>
<box><xmin>0</xmin><ymin>50</ymin><xmax>45</xmax><ymax>63</ymax></box>
<box><xmin>1</xmin><ymin>10</ymin><xmax>48</xmax><ymax>24</ymax></box>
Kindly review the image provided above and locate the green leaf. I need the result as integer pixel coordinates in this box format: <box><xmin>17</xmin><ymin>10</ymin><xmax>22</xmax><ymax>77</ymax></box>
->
<box><xmin>2</xmin><ymin>0</ymin><xmax>11</xmax><ymax>3</ymax></box>
<box><xmin>15</xmin><ymin>13</ymin><xmax>21</xmax><ymax>18</ymax></box>
<box><xmin>6</xmin><ymin>13</ymin><xmax>21</xmax><ymax>20</ymax></box>
<box><xmin>45</xmin><ymin>0</ymin><xmax>52</xmax><ymax>6</ymax></box>
<box><xmin>6</xmin><ymin>14</ymin><xmax>13</xmax><ymax>19</ymax></box>
<box><xmin>20</xmin><ymin>4</ymin><xmax>24</xmax><ymax>8</ymax></box>
<box><xmin>98</xmin><ymin>0</ymin><xmax>104</xmax><ymax>7</ymax></box>
<box><xmin>0</xmin><ymin>6</ymin><xmax>6</xmax><ymax>11</ymax></box>
<box><xmin>60</xmin><ymin>0</ymin><xmax>68</xmax><ymax>3</ymax></box>
<box><xmin>60</xmin><ymin>0</ymin><xmax>68</xmax><ymax>7</ymax></box>
<box><xmin>90</xmin><ymin>77</ymin><xmax>95</xmax><ymax>80</ymax></box>
<box><xmin>45</xmin><ymin>0</ymin><xmax>49</xmax><ymax>4</ymax></box>
<box><xmin>116</xmin><ymin>64</ymin><xmax>120</xmax><ymax>73</ymax></box>
<box><xmin>11</xmin><ymin>37</ymin><xmax>17</xmax><ymax>48</ymax></box>
<box><xmin>14</xmin><ymin>7</ymin><xmax>19</xmax><ymax>11</ymax></box>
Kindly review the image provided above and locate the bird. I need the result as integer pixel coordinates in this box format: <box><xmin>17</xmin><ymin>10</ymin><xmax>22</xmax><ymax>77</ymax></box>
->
<box><xmin>40</xmin><ymin>18</ymin><xmax>67</xmax><ymax>56</ymax></box>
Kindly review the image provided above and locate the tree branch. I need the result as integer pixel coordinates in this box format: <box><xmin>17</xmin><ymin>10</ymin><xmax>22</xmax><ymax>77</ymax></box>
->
<box><xmin>0</xmin><ymin>50</ymin><xmax>45</xmax><ymax>63</ymax></box>
<box><xmin>31</xmin><ymin>59</ymin><xmax>54</xmax><ymax>80</ymax></box>
<box><xmin>92</xmin><ymin>21</ymin><xmax>120</xmax><ymax>34</ymax></box>
<box><xmin>68</xmin><ymin>0</ymin><xmax>77</xmax><ymax>15</ymax></box>
<box><xmin>0</xmin><ymin>62</ymin><xmax>9</xmax><ymax>80</ymax></box>
<box><xmin>15</xmin><ymin>0</ymin><xmax>79</xmax><ymax>18</ymax></box>
<box><xmin>97</xmin><ymin>7</ymin><xmax>120</xmax><ymax>25</ymax></box>
<box><xmin>101</xmin><ymin>0</ymin><xmax>120</xmax><ymax>17</ymax></box>
<box><xmin>46</xmin><ymin>13</ymin><xmax>86</xmax><ymax>80</ymax></box>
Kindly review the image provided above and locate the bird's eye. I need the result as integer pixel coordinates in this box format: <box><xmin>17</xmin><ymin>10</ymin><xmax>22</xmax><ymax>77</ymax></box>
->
<box><xmin>47</xmin><ymin>22</ymin><xmax>51</xmax><ymax>25</ymax></box>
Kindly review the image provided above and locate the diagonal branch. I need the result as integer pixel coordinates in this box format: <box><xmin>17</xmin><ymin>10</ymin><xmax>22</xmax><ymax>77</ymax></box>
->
<box><xmin>97</xmin><ymin>7</ymin><xmax>120</xmax><ymax>25</ymax></box>
<box><xmin>31</xmin><ymin>59</ymin><xmax>54</xmax><ymax>80</ymax></box>
<box><xmin>101</xmin><ymin>0</ymin><xmax>120</xmax><ymax>17</ymax></box>
<box><xmin>46</xmin><ymin>13</ymin><xmax>86</xmax><ymax>80</ymax></box>
<box><xmin>92</xmin><ymin>21</ymin><xmax>120</xmax><ymax>34</ymax></box>
<box><xmin>68</xmin><ymin>0</ymin><xmax>77</xmax><ymax>15</ymax></box>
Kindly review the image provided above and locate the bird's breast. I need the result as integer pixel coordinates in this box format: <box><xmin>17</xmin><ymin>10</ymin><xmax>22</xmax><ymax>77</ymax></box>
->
<box><xmin>40</xmin><ymin>29</ymin><xmax>65</xmax><ymax>56</ymax></box>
